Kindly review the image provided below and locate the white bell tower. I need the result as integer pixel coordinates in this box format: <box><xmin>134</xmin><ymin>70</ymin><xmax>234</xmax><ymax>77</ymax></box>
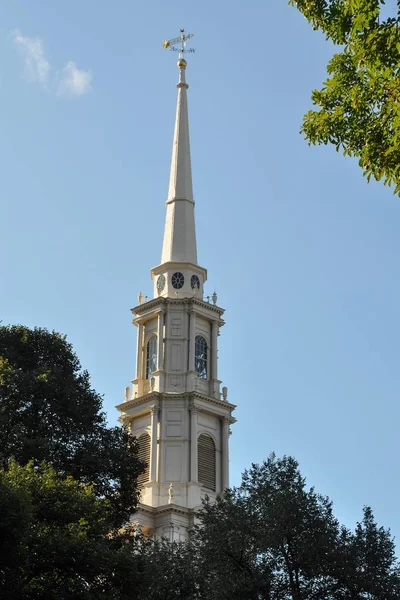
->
<box><xmin>116</xmin><ymin>35</ymin><xmax>235</xmax><ymax>541</ymax></box>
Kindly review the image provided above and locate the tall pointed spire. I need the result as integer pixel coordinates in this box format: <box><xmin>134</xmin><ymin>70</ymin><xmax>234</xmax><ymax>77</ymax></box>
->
<box><xmin>161</xmin><ymin>58</ymin><xmax>197</xmax><ymax>265</ymax></box>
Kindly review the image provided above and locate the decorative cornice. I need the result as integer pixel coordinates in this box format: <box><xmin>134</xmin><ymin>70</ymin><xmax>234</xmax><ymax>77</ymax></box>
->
<box><xmin>116</xmin><ymin>389</ymin><xmax>236</xmax><ymax>416</ymax></box>
<box><xmin>132</xmin><ymin>296</ymin><xmax>225</xmax><ymax>319</ymax></box>
<box><xmin>151</xmin><ymin>261</ymin><xmax>206</xmax><ymax>276</ymax></box>
<box><xmin>136</xmin><ymin>502</ymin><xmax>194</xmax><ymax>518</ymax></box>
<box><xmin>190</xmin><ymin>391</ymin><xmax>236</xmax><ymax>413</ymax></box>
<box><xmin>116</xmin><ymin>391</ymin><xmax>161</xmax><ymax>413</ymax></box>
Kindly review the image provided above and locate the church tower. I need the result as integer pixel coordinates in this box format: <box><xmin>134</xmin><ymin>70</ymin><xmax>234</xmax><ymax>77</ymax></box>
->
<box><xmin>117</xmin><ymin>36</ymin><xmax>235</xmax><ymax>541</ymax></box>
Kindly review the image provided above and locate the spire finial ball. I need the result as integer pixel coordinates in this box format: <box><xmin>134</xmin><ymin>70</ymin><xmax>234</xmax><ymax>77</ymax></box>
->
<box><xmin>178</xmin><ymin>58</ymin><xmax>187</xmax><ymax>69</ymax></box>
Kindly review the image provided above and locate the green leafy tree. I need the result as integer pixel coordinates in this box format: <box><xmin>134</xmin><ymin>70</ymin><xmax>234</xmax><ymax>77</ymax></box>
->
<box><xmin>0</xmin><ymin>460</ymin><xmax>148</xmax><ymax>600</ymax></box>
<box><xmin>0</xmin><ymin>476</ymin><xmax>31</xmax><ymax>592</ymax></box>
<box><xmin>288</xmin><ymin>0</ymin><xmax>400</xmax><ymax>194</ymax></box>
<box><xmin>334</xmin><ymin>507</ymin><xmax>400</xmax><ymax>599</ymax></box>
<box><xmin>138</xmin><ymin>538</ymin><xmax>201</xmax><ymax>600</ymax></box>
<box><xmin>0</xmin><ymin>325</ymin><xmax>143</xmax><ymax>525</ymax></box>
<box><xmin>192</xmin><ymin>455</ymin><xmax>341</xmax><ymax>599</ymax></box>
<box><xmin>178</xmin><ymin>454</ymin><xmax>400</xmax><ymax>600</ymax></box>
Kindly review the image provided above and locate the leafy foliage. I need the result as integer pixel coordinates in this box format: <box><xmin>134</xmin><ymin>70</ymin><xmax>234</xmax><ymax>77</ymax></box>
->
<box><xmin>0</xmin><ymin>325</ymin><xmax>143</xmax><ymax>525</ymax></box>
<box><xmin>288</xmin><ymin>0</ymin><xmax>400</xmax><ymax>194</ymax></box>
<box><xmin>0</xmin><ymin>474</ymin><xmax>31</xmax><ymax>591</ymax></box>
<box><xmin>138</xmin><ymin>538</ymin><xmax>201</xmax><ymax>600</ymax></box>
<box><xmin>147</xmin><ymin>454</ymin><xmax>400</xmax><ymax>599</ymax></box>
<box><xmin>0</xmin><ymin>460</ymin><xmax>148</xmax><ymax>600</ymax></box>
<box><xmin>192</xmin><ymin>455</ymin><xmax>342</xmax><ymax>599</ymax></box>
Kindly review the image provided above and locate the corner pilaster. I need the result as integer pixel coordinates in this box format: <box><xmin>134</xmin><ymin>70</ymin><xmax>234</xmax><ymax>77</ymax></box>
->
<box><xmin>150</xmin><ymin>405</ymin><xmax>159</xmax><ymax>482</ymax></box>
<box><xmin>222</xmin><ymin>416</ymin><xmax>230</xmax><ymax>491</ymax></box>
<box><xmin>190</xmin><ymin>405</ymin><xmax>198</xmax><ymax>482</ymax></box>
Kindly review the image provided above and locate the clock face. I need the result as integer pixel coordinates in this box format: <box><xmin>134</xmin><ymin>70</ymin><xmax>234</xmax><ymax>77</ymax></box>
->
<box><xmin>171</xmin><ymin>272</ymin><xmax>184</xmax><ymax>289</ymax></box>
<box><xmin>157</xmin><ymin>274</ymin><xmax>165</xmax><ymax>292</ymax></box>
<box><xmin>191</xmin><ymin>274</ymin><xmax>200</xmax><ymax>290</ymax></box>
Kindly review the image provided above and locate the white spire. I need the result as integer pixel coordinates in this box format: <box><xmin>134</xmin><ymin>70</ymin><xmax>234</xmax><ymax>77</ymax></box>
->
<box><xmin>161</xmin><ymin>59</ymin><xmax>197</xmax><ymax>265</ymax></box>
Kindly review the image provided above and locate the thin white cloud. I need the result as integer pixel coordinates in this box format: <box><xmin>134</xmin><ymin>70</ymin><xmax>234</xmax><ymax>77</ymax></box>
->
<box><xmin>12</xmin><ymin>30</ymin><xmax>93</xmax><ymax>98</ymax></box>
<box><xmin>13</xmin><ymin>30</ymin><xmax>50</xmax><ymax>85</ymax></box>
<box><xmin>58</xmin><ymin>61</ymin><xmax>92</xmax><ymax>97</ymax></box>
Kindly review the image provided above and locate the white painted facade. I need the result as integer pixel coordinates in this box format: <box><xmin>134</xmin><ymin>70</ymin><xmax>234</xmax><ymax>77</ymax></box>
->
<box><xmin>116</xmin><ymin>58</ymin><xmax>235</xmax><ymax>541</ymax></box>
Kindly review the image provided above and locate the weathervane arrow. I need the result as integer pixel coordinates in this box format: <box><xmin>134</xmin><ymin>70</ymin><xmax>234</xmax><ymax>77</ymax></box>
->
<box><xmin>162</xmin><ymin>29</ymin><xmax>195</xmax><ymax>58</ymax></box>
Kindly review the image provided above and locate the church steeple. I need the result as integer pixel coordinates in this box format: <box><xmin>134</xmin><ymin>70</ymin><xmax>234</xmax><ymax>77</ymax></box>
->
<box><xmin>161</xmin><ymin>58</ymin><xmax>197</xmax><ymax>265</ymax></box>
<box><xmin>117</xmin><ymin>34</ymin><xmax>236</xmax><ymax>542</ymax></box>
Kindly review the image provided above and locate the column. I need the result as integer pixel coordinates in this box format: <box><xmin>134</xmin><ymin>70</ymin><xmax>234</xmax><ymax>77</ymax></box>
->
<box><xmin>189</xmin><ymin>312</ymin><xmax>196</xmax><ymax>372</ymax></box>
<box><xmin>136</xmin><ymin>323</ymin><xmax>144</xmax><ymax>379</ymax></box>
<box><xmin>163</xmin><ymin>311</ymin><xmax>168</xmax><ymax>374</ymax></box>
<box><xmin>222</xmin><ymin>417</ymin><xmax>230</xmax><ymax>491</ymax></box>
<box><xmin>157</xmin><ymin>312</ymin><xmax>164</xmax><ymax>370</ymax></box>
<box><xmin>190</xmin><ymin>406</ymin><xmax>198</xmax><ymax>482</ymax></box>
<box><xmin>150</xmin><ymin>406</ymin><xmax>158</xmax><ymax>482</ymax></box>
<box><xmin>159</xmin><ymin>399</ymin><xmax>165</xmax><ymax>482</ymax></box>
<box><xmin>211</xmin><ymin>321</ymin><xmax>218</xmax><ymax>380</ymax></box>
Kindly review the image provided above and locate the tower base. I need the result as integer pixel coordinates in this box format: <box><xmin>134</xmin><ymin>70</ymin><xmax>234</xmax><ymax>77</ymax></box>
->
<box><xmin>132</xmin><ymin>503</ymin><xmax>198</xmax><ymax>541</ymax></box>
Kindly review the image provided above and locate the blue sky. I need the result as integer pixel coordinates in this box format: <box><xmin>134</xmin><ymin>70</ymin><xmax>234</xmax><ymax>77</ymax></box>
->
<box><xmin>1</xmin><ymin>0</ymin><xmax>399</xmax><ymax>547</ymax></box>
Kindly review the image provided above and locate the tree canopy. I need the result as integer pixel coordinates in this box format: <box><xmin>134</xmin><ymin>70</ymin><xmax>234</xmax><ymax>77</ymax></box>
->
<box><xmin>145</xmin><ymin>454</ymin><xmax>400</xmax><ymax>599</ymax></box>
<box><xmin>0</xmin><ymin>324</ymin><xmax>143</xmax><ymax>525</ymax></box>
<box><xmin>0</xmin><ymin>324</ymin><xmax>150</xmax><ymax>598</ymax></box>
<box><xmin>288</xmin><ymin>0</ymin><xmax>400</xmax><ymax>195</ymax></box>
<box><xmin>0</xmin><ymin>460</ymin><xmax>148</xmax><ymax>599</ymax></box>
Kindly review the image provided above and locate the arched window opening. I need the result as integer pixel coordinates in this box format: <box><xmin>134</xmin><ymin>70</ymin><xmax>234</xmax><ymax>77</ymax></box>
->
<box><xmin>198</xmin><ymin>433</ymin><xmax>216</xmax><ymax>492</ymax></box>
<box><xmin>195</xmin><ymin>335</ymin><xmax>207</xmax><ymax>379</ymax></box>
<box><xmin>137</xmin><ymin>432</ymin><xmax>151</xmax><ymax>487</ymax></box>
<box><xmin>146</xmin><ymin>335</ymin><xmax>157</xmax><ymax>379</ymax></box>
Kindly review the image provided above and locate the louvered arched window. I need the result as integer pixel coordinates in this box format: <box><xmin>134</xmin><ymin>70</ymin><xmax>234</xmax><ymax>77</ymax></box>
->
<box><xmin>137</xmin><ymin>432</ymin><xmax>151</xmax><ymax>487</ymax></box>
<box><xmin>198</xmin><ymin>433</ymin><xmax>216</xmax><ymax>491</ymax></box>
<box><xmin>195</xmin><ymin>335</ymin><xmax>208</xmax><ymax>379</ymax></box>
<box><xmin>146</xmin><ymin>335</ymin><xmax>157</xmax><ymax>379</ymax></box>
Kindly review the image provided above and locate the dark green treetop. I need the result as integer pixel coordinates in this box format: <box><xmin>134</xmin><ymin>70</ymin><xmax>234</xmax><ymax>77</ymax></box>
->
<box><xmin>146</xmin><ymin>453</ymin><xmax>400</xmax><ymax>599</ymax></box>
<box><xmin>0</xmin><ymin>324</ymin><xmax>143</xmax><ymax>525</ymax></box>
